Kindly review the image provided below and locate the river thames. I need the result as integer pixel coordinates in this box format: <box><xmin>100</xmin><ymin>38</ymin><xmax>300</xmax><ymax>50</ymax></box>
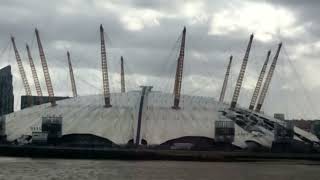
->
<box><xmin>0</xmin><ymin>157</ymin><xmax>319</xmax><ymax>180</ymax></box>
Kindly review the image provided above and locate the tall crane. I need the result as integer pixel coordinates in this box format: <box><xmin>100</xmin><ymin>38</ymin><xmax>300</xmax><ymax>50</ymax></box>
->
<box><xmin>255</xmin><ymin>43</ymin><xmax>282</xmax><ymax>112</ymax></box>
<box><xmin>120</xmin><ymin>56</ymin><xmax>125</xmax><ymax>93</ymax></box>
<box><xmin>230</xmin><ymin>34</ymin><xmax>254</xmax><ymax>109</ymax></box>
<box><xmin>11</xmin><ymin>36</ymin><xmax>32</xmax><ymax>96</ymax></box>
<box><xmin>67</xmin><ymin>51</ymin><xmax>78</xmax><ymax>97</ymax></box>
<box><xmin>248</xmin><ymin>50</ymin><xmax>271</xmax><ymax>110</ymax></box>
<box><xmin>219</xmin><ymin>55</ymin><xmax>233</xmax><ymax>103</ymax></box>
<box><xmin>172</xmin><ymin>27</ymin><xmax>186</xmax><ymax>109</ymax></box>
<box><xmin>26</xmin><ymin>44</ymin><xmax>43</xmax><ymax>96</ymax></box>
<box><xmin>100</xmin><ymin>24</ymin><xmax>112</xmax><ymax>107</ymax></box>
<box><xmin>35</xmin><ymin>28</ymin><xmax>56</xmax><ymax>106</ymax></box>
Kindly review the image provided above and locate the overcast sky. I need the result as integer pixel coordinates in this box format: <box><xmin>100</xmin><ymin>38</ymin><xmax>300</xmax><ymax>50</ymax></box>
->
<box><xmin>1</xmin><ymin>0</ymin><xmax>320</xmax><ymax>119</ymax></box>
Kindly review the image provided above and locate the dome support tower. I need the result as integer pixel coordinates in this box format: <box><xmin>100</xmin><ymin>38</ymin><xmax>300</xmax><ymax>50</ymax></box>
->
<box><xmin>219</xmin><ymin>55</ymin><xmax>233</xmax><ymax>103</ymax></box>
<box><xmin>248</xmin><ymin>50</ymin><xmax>271</xmax><ymax>110</ymax></box>
<box><xmin>35</xmin><ymin>28</ymin><xmax>56</xmax><ymax>106</ymax></box>
<box><xmin>11</xmin><ymin>36</ymin><xmax>32</xmax><ymax>96</ymax></box>
<box><xmin>172</xmin><ymin>27</ymin><xmax>186</xmax><ymax>109</ymax></box>
<box><xmin>26</xmin><ymin>44</ymin><xmax>43</xmax><ymax>97</ymax></box>
<box><xmin>67</xmin><ymin>51</ymin><xmax>77</xmax><ymax>97</ymax></box>
<box><xmin>255</xmin><ymin>43</ymin><xmax>282</xmax><ymax>112</ymax></box>
<box><xmin>230</xmin><ymin>34</ymin><xmax>254</xmax><ymax>109</ymax></box>
<box><xmin>100</xmin><ymin>24</ymin><xmax>112</xmax><ymax>108</ymax></box>
<box><xmin>120</xmin><ymin>56</ymin><xmax>125</xmax><ymax>93</ymax></box>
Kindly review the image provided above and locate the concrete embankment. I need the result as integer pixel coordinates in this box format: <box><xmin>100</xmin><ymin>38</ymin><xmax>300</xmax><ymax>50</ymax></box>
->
<box><xmin>1</xmin><ymin>145</ymin><xmax>320</xmax><ymax>161</ymax></box>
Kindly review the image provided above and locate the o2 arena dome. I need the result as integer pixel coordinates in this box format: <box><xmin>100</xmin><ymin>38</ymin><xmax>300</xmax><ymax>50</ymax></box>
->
<box><xmin>4</xmin><ymin>91</ymin><xmax>320</xmax><ymax>150</ymax></box>
<box><xmin>1</xmin><ymin>26</ymin><xmax>320</xmax><ymax>152</ymax></box>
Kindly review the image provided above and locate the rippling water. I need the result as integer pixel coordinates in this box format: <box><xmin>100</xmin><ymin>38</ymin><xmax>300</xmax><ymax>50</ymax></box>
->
<box><xmin>0</xmin><ymin>157</ymin><xmax>319</xmax><ymax>180</ymax></box>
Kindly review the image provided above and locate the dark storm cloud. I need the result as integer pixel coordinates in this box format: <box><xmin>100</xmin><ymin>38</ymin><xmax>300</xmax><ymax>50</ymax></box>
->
<box><xmin>0</xmin><ymin>0</ymin><xmax>257</xmax><ymax>77</ymax></box>
<box><xmin>130</xmin><ymin>0</ymin><xmax>179</xmax><ymax>11</ymax></box>
<box><xmin>267</xmin><ymin>0</ymin><xmax>320</xmax><ymax>39</ymax></box>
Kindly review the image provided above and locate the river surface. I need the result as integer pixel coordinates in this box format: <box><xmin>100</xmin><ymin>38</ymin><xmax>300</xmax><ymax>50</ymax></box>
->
<box><xmin>0</xmin><ymin>157</ymin><xmax>319</xmax><ymax>180</ymax></box>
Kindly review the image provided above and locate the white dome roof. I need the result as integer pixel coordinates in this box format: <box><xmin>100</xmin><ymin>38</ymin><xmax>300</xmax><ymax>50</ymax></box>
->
<box><xmin>4</xmin><ymin>91</ymin><xmax>319</xmax><ymax>148</ymax></box>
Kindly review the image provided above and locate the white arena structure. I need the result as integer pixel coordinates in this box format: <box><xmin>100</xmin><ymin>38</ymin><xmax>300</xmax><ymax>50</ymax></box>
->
<box><xmin>3</xmin><ymin>90</ymin><xmax>320</xmax><ymax>150</ymax></box>
<box><xmin>2</xmin><ymin>26</ymin><xmax>320</xmax><ymax>152</ymax></box>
